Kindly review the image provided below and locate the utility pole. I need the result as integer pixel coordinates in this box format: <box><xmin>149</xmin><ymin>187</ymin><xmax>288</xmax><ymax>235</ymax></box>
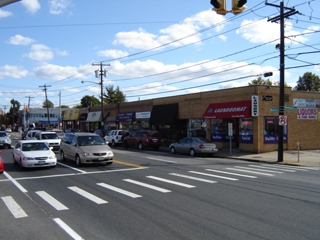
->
<box><xmin>39</xmin><ymin>84</ymin><xmax>51</xmax><ymax>128</ymax></box>
<box><xmin>25</xmin><ymin>96</ymin><xmax>34</xmax><ymax>127</ymax></box>
<box><xmin>59</xmin><ymin>91</ymin><xmax>61</xmax><ymax>130</ymax></box>
<box><xmin>266</xmin><ymin>1</ymin><xmax>299</xmax><ymax>162</ymax></box>
<box><xmin>92</xmin><ymin>62</ymin><xmax>110</xmax><ymax>130</ymax></box>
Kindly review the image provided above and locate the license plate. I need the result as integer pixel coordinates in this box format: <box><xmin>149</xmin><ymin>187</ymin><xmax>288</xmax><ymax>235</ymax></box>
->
<box><xmin>152</xmin><ymin>139</ymin><xmax>157</xmax><ymax>142</ymax></box>
<box><xmin>38</xmin><ymin>160</ymin><xmax>46</xmax><ymax>164</ymax></box>
<box><xmin>98</xmin><ymin>157</ymin><xmax>104</xmax><ymax>161</ymax></box>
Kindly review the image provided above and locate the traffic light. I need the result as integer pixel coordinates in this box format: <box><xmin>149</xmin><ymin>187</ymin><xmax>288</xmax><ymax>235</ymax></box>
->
<box><xmin>232</xmin><ymin>0</ymin><xmax>247</xmax><ymax>15</ymax></box>
<box><xmin>264</xmin><ymin>72</ymin><xmax>273</xmax><ymax>77</ymax></box>
<box><xmin>210</xmin><ymin>0</ymin><xmax>227</xmax><ymax>15</ymax></box>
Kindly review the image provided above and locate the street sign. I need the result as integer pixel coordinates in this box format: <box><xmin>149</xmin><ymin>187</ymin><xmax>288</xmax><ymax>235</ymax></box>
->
<box><xmin>283</xmin><ymin>106</ymin><xmax>297</xmax><ymax>110</ymax></box>
<box><xmin>279</xmin><ymin>115</ymin><xmax>288</xmax><ymax>125</ymax></box>
<box><xmin>270</xmin><ymin>108</ymin><xmax>278</xmax><ymax>112</ymax></box>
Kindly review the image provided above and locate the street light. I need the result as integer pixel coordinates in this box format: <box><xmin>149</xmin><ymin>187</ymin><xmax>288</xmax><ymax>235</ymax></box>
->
<box><xmin>81</xmin><ymin>80</ymin><xmax>104</xmax><ymax>130</ymax></box>
<box><xmin>0</xmin><ymin>0</ymin><xmax>21</xmax><ymax>8</ymax></box>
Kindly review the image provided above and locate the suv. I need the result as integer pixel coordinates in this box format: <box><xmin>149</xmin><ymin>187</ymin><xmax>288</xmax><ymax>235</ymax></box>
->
<box><xmin>34</xmin><ymin>131</ymin><xmax>61</xmax><ymax>151</ymax></box>
<box><xmin>60</xmin><ymin>133</ymin><xmax>114</xmax><ymax>166</ymax></box>
<box><xmin>0</xmin><ymin>131</ymin><xmax>11</xmax><ymax>149</ymax></box>
<box><xmin>123</xmin><ymin>130</ymin><xmax>162</xmax><ymax>150</ymax></box>
<box><xmin>104</xmin><ymin>130</ymin><xmax>128</xmax><ymax>147</ymax></box>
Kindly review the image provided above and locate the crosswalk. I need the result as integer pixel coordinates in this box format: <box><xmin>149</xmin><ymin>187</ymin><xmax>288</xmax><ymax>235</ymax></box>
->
<box><xmin>2</xmin><ymin>163</ymin><xmax>319</xmax><ymax>219</ymax></box>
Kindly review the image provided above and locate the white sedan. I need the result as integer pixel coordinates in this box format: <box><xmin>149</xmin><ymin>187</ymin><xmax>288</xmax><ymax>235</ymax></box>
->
<box><xmin>13</xmin><ymin>140</ymin><xmax>57</xmax><ymax>169</ymax></box>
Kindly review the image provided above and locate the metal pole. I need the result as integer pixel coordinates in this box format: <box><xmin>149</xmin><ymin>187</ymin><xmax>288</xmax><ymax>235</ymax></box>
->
<box><xmin>100</xmin><ymin>62</ymin><xmax>104</xmax><ymax>131</ymax></box>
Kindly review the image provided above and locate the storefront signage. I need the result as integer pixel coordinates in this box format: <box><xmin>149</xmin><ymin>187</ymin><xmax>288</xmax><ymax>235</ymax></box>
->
<box><xmin>86</xmin><ymin>111</ymin><xmax>102</xmax><ymax>122</ymax></box>
<box><xmin>136</xmin><ymin>111</ymin><xmax>150</xmax><ymax>119</ymax></box>
<box><xmin>203</xmin><ymin>101</ymin><xmax>251</xmax><ymax>119</ymax></box>
<box><xmin>118</xmin><ymin>112</ymin><xmax>135</xmax><ymax>122</ymax></box>
<box><xmin>251</xmin><ymin>95</ymin><xmax>259</xmax><ymax>117</ymax></box>
<box><xmin>293</xmin><ymin>98</ymin><xmax>320</xmax><ymax>107</ymax></box>
<box><xmin>264</xmin><ymin>135</ymin><xmax>287</xmax><ymax>144</ymax></box>
<box><xmin>263</xmin><ymin>95</ymin><xmax>273</xmax><ymax>101</ymax></box>
<box><xmin>63</xmin><ymin>109</ymin><xmax>80</xmax><ymax>121</ymax></box>
<box><xmin>297</xmin><ymin>108</ymin><xmax>317</xmax><ymax>120</ymax></box>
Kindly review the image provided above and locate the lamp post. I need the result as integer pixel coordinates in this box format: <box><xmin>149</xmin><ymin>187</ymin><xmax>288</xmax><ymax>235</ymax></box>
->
<box><xmin>0</xmin><ymin>0</ymin><xmax>21</xmax><ymax>8</ymax></box>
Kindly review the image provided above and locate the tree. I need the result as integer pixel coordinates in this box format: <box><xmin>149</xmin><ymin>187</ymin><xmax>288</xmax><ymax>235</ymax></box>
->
<box><xmin>55</xmin><ymin>105</ymin><xmax>69</xmax><ymax>108</ymax></box>
<box><xmin>6</xmin><ymin>99</ymin><xmax>21</xmax><ymax>128</ymax></box>
<box><xmin>294</xmin><ymin>72</ymin><xmax>320</xmax><ymax>91</ymax></box>
<box><xmin>103</xmin><ymin>85</ymin><xmax>126</xmax><ymax>104</ymax></box>
<box><xmin>42</xmin><ymin>99</ymin><xmax>54</xmax><ymax>108</ymax></box>
<box><xmin>80</xmin><ymin>95</ymin><xmax>100</xmax><ymax>108</ymax></box>
<box><xmin>248</xmin><ymin>77</ymin><xmax>272</xmax><ymax>86</ymax></box>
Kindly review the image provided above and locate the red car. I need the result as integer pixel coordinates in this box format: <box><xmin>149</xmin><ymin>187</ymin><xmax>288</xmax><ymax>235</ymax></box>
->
<box><xmin>0</xmin><ymin>150</ymin><xmax>4</xmax><ymax>174</ymax></box>
<box><xmin>123</xmin><ymin>130</ymin><xmax>162</xmax><ymax>150</ymax></box>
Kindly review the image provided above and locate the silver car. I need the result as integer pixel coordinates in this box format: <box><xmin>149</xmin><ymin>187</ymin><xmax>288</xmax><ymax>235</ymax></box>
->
<box><xmin>60</xmin><ymin>132</ymin><xmax>114</xmax><ymax>166</ymax></box>
<box><xmin>169</xmin><ymin>137</ymin><xmax>218</xmax><ymax>157</ymax></box>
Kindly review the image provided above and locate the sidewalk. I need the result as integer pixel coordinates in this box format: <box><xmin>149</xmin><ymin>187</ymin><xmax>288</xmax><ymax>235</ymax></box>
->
<box><xmin>161</xmin><ymin>146</ymin><xmax>320</xmax><ymax>167</ymax></box>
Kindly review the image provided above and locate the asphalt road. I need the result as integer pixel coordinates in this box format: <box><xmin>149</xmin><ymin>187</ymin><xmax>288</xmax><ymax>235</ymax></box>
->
<box><xmin>1</xmin><ymin>134</ymin><xmax>320</xmax><ymax>240</ymax></box>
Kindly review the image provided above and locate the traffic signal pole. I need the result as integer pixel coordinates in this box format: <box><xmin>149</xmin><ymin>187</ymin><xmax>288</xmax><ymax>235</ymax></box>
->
<box><xmin>266</xmin><ymin>1</ymin><xmax>299</xmax><ymax>162</ymax></box>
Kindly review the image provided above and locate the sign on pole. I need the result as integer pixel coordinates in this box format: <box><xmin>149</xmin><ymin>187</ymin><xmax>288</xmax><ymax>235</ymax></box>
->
<box><xmin>279</xmin><ymin>115</ymin><xmax>287</xmax><ymax>126</ymax></box>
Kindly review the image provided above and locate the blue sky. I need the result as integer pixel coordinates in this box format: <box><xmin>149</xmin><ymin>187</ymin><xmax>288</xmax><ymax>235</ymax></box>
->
<box><xmin>0</xmin><ymin>0</ymin><xmax>319</xmax><ymax>111</ymax></box>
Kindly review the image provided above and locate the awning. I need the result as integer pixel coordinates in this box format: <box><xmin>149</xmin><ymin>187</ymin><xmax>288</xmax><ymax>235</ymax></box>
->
<box><xmin>150</xmin><ymin>103</ymin><xmax>178</xmax><ymax>125</ymax></box>
<box><xmin>63</xmin><ymin>109</ymin><xmax>80</xmax><ymax>121</ymax></box>
<box><xmin>202</xmin><ymin>101</ymin><xmax>251</xmax><ymax>119</ymax></box>
<box><xmin>86</xmin><ymin>111</ymin><xmax>102</xmax><ymax>122</ymax></box>
<box><xmin>38</xmin><ymin>120</ymin><xmax>59</xmax><ymax>124</ymax></box>
<box><xmin>79</xmin><ymin>113</ymin><xmax>88</xmax><ymax>121</ymax></box>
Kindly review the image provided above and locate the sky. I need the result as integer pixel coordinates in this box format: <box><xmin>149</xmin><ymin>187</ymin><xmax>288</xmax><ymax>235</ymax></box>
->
<box><xmin>0</xmin><ymin>0</ymin><xmax>319</xmax><ymax>111</ymax></box>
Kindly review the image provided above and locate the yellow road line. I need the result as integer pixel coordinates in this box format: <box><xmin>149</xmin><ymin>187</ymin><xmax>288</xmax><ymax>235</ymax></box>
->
<box><xmin>113</xmin><ymin>160</ymin><xmax>146</xmax><ymax>168</ymax></box>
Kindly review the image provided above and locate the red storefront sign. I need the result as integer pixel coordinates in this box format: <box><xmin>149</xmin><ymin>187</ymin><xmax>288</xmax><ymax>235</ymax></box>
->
<box><xmin>202</xmin><ymin>100</ymin><xmax>251</xmax><ymax>119</ymax></box>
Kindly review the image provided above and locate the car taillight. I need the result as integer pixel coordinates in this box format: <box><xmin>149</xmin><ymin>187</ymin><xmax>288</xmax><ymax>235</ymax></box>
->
<box><xmin>199</xmin><ymin>144</ymin><xmax>205</xmax><ymax>149</ymax></box>
<box><xmin>116</xmin><ymin>136</ymin><xmax>118</xmax><ymax>140</ymax></box>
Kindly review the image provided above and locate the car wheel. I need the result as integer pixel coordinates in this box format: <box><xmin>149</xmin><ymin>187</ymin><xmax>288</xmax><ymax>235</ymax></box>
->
<box><xmin>105</xmin><ymin>162</ymin><xmax>113</xmax><ymax>166</ymax></box>
<box><xmin>138</xmin><ymin>142</ymin><xmax>143</xmax><ymax>150</ymax></box>
<box><xmin>123</xmin><ymin>141</ymin><xmax>128</xmax><ymax>149</ymax></box>
<box><xmin>111</xmin><ymin>140</ymin><xmax>116</xmax><ymax>147</ymax></box>
<box><xmin>75</xmin><ymin>155</ymin><xmax>82</xmax><ymax>166</ymax></box>
<box><xmin>12</xmin><ymin>155</ymin><xmax>17</xmax><ymax>165</ymax></box>
<box><xmin>153</xmin><ymin>146</ymin><xmax>159</xmax><ymax>150</ymax></box>
<box><xmin>60</xmin><ymin>151</ymin><xmax>66</xmax><ymax>161</ymax></box>
<box><xmin>170</xmin><ymin>147</ymin><xmax>176</xmax><ymax>154</ymax></box>
<box><xmin>6</xmin><ymin>144</ymin><xmax>11</xmax><ymax>149</ymax></box>
<box><xmin>20</xmin><ymin>159</ymin><xmax>24</xmax><ymax>170</ymax></box>
<box><xmin>189</xmin><ymin>148</ymin><xmax>196</xmax><ymax>157</ymax></box>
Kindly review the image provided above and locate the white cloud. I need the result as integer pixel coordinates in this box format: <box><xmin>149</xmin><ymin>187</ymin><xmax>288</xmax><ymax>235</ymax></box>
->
<box><xmin>98</xmin><ymin>49</ymin><xmax>128</xmax><ymax>59</ymax></box>
<box><xmin>7</xmin><ymin>34</ymin><xmax>35</xmax><ymax>45</ymax></box>
<box><xmin>61</xmin><ymin>86</ymin><xmax>79</xmax><ymax>93</ymax></box>
<box><xmin>25</xmin><ymin>44</ymin><xmax>54</xmax><ymax>61</ymax></box>
<box><xmin>0</xmin><ymin>65</ymin><xmax>28</xmax><ymax>79</ymax></box>
<box><xmin>57</xmin><ymin>50</ymin><xmax>68</xmax><ymax>56</ymax></box>
<box><xmin>21</xmin><ymin>0</ymin><xmax>41</xmax><ymax>13</ymax></box>
<box><xmin>49</xmin><ymin>0</ymin><xmax>70</xmax><ymax>15</ymax></box>
<box><xmin>33</xmin><ymin>63</ymin><xmax>87</xmax><ymax>80</ymax></box>
<box><xmin>0</xmin><ymin>9</ymin><xmax>13</xmax><ymax>19</ymax></box>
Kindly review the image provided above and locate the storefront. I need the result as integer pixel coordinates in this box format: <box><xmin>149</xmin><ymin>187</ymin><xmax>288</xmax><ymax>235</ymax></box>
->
<box><xmin>62</xmin><ymin>109</ymin><xmax>80</xmax><ymax>130</ymax></box>
<box><xmin>85</xmin><ymin>111</ymin><xmax>102</xmax><ymax>131</ymax></box>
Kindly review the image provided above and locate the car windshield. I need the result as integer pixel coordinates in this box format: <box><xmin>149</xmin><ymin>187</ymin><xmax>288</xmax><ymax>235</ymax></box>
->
<box><xmin>55</xmin><ymin>131</ymin><xmax>64</xmax><ymax>137</ymax></box>
<box><xmin>78</xmin><ymin>136</ymin><xmax>106</xmax><ymax>146</ymax></box>
<box><xmin>0</xmin><ymin>132</ymin><xmax>7</xmax><ymax>137</ymax></box>
<box><xmin>194</xmin><ymin>137</ymin><xmax>212</xmax><ymax>143</ymax></box>
<box><xmin>22</xmin><ymin>142</ymin><xmax>50</xmax><ymax>151</ymax></box>
<box><xmin>42</xmin><ymin>133</ymin><xmax>59</xmax><ymax>139</ymax></box>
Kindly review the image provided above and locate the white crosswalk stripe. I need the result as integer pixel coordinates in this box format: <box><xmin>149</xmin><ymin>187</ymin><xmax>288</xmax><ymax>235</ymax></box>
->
<box><xmin>36</xmin><ymin>191</ymin><xmax>69</xmax><ymax>211</ymax></box>
<box><xmin>233</xmin><ymin>166</ymin><xmax>284</xmax><ymax>173</ymax></box>
<box><xmin>168</xmin><ymin>173</ymin><xmax>218</xmax><ymax>183</ymax></box>
<box><xmin>188</xmin><ymin>171</ymin><xmax>238</xmax><ymax>181</ymax></box>
<box><xmin>260</xmin><ymin>164</ymin><xmax>309</xmax><ymax>171</ymax></box>
<box><xmin>226</xmin><ymin>168</ymin><xmax>274</xmax><ymax>176</ymax></box>
<box><xmin>146</xmin><ymin>176</ymin><xmax>196</xmax><ymax>188</ymax></box>
<box><xmin>97</xmin><ymin>183</ymin><xmax>142</xmax><ymax>198</ymax></box>
<box><xmin>205</xmin><ymin>169</ymin><xmax>258</xmax><ymax>178</ymax></box>
<box><xmin>247</xmin><ymin>165</ymin><xmax>296</xmax><ymax>172</ymax></box>
<box><xmin>123</xmin><ymin>179</ymin><xmax>171</xmax><ymax>193</ymax></box>
<box><xmin>1</xmin><ymin>196</ymin><xmax>28</xmax><ymax>218</ymax></box>
<box><xmin>68</xmin><ymin>186</ymin><xmax>108</xmax><ymax>204</ymax></box>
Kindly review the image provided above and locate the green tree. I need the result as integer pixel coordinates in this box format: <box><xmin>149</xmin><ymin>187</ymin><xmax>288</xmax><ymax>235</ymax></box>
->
<box><xmin>8</xmin><ymin>99</ymin><xmax>21</xmax><ymax>126</ymax></box>
<box><xmin>55</xmin><ymin>105</ymin><xmax>69</xmax><ymax>108</ymax></box>
<box><xmin>103</xmin><ymin>85</ymin><xmax>126</xmax><ymax>104</ymax></box>
<box><xmin>42</xmin><ymin>99</ymin><xmax>54</xmax><ymax>108</ymax></box>
<box><xmin>248</xmin><ymin>77</ymin><xmax>272</xmax><ymax>86</ymax></box>
<box><xmin>294</xmin><ymin>72</ymin><xmax>320</xmax><ymax>91</ymax></box>
<box><xmin>80</xmin><ymin>95</ymin><xmax>100</xmax><ymax>108</ymax></box>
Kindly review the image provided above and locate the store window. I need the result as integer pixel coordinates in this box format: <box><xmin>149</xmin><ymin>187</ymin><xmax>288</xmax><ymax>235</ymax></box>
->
<box><xmin>211</xmin><ymin>119</ymin><xmax>236</xmax><ymax>142</ymax></box>
<box><xmin>239</xmin><ymin>118</ymin><xmax>253</xmax><ymax>143</ymax></box>
<box><xmin>264</xmin><ymin>117</ymin><xmax>287</xmax><ymax>143</ymax></box>
<box><xmin>189</xmin><ymin>119</ymin><xmax>206</xmax><ymax>138</ymax></box>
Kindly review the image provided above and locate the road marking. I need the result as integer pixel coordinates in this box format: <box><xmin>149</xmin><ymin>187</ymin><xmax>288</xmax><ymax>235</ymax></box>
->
<box><xmin>189</xmin><ymin>171</ymin><xmax>238</xmax><ymax>181</ymax></box>
<box><xmin>53</xmin><ymin>218</ymin><xmax>84</xmax><ymax>240</ymax></box>
<box><xmin>233</xmin><ymin>166</ymin><xmax>283</xmax><ymax>173</ymax></box>
<box><xmin>247</xmin><ymin>165</ymin><xmax>295</xmax><ymax>172</ymax></box>
<box><xmin>205</xmin><ymin>169</ymin><xmax>258</xmax><ymax>178</ymax></box>
<box><xmin>169</xmin><ymin>173</ymin><xmax>218</xmax><ymax>183</ymax></box>
<box><xmin>146</xmin><ymin>176</ymin><xmax>196</xmax><ymax>188</ymax></box>
<box><xmin>123</xmin><ymin>179</ymin><xmax>171</xmax><ymax>193</ymax></box>
<box><xmin>147</xmin><ymin>157</ymin><xmax>177</xmax><ymax>163</ymax></box>
<box><xmin>68</xmin><ymin>186</ymin><xmax>108</xmax><ymax>204</ymax></box>
<box><xmin>97</xmin><ymin>183</ymin><xmax>142</xmax><ymax>198</ymax></box>
<box><xmin>226</xmin><ymin>168</ymin><xmax>274</xmax><ymax>176</ymax></box>
<box><xmin>3</xmin><ymin>171</ymin><xmax>28</xmax><ymax>193</ymax></box>
<box><xmin>36</xmin><ymin>191</ymin><xmax>69</xmax><ymax>211</ymax></box>
<box><xmin>1</xmin><ymin>196</ymin><xmax>28</xmax><ymax>218</ymax></box>
<box><xmin>57</xmin><ymin>162</ymin><xmax>87</xmax><ymax>173</ymax></box>
<box><xmin>261</xmin><ymin>164</ymin><xmax>310</xmax><ymax>171</ymax></box>
<box><xmin>113</xmin><ymin>160</ymin><xmax>146</xmax><ymax>168</ymax></box>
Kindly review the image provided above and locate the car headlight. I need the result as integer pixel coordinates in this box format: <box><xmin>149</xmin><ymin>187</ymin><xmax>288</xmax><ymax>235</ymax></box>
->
<box><xmin>48</xmin><ymin>156</ymin><xmax>56</xmax><ymax>159</ymax></box>
<box><xmin>5</xmin><ymin>139</ymin><xmax>11</xmax><ymax>144</ymax></box>
<box><xmin>82</xmin><ymin>152</ymin><xmax>94</xmax><ymax>156</ymax></box>
<box><xmin>23</xmin><ymin>157</ymin><xmax>34</xmax><ymax>161</ymax></box>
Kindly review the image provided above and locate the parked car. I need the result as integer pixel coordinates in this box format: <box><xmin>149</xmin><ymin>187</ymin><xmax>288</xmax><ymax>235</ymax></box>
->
<box><xmin>93</xmin><ymin>129</ymin><xmax>108</xmax><ymax>138</ymax></box>
<box><xmin>33</xmin><ymin>131</ymin><xmax>61</xmax><ymax>152</ymax></box>
<box><xmin>169</xmin><ymin>137</ymin><xmax>218</xmax><ymax>157</ymax></box>
<box><xmin>0</xmin><ymin>150</ymin><xmax>4</xmax><ymax>173</ymax></box>
<box><xmin>47</xmin><ymin>129</ymin><xmax>65</xmax><ymax>139</ymax></box>
<box><xmin>60</xmin><ymin>132</ymin><xmax>114</xmax><ymax>166</ymax></box>
<box><xmin>26</xmin><ymin>130</ymin><xmax>41</xmax><ymax>140</ymax></box>
<box><xmin>123</xmin><ymin>130</ymin><xmax>162</xmax><ymax>150</ymax></box>
<box><xmin>64</xmin><ymin>128</ymin><xmax>81</xmax><ymax>133</ymax></box>
<box><xmin>12</xmin><ymin>140</ymin><xmax>57</xmax><ymax>169</ymax></box>
<box><xmin>104</xmin><ymin>130</ymin><xmax>128</xmax><ymax>147</ymax></box>
<box><xmin>5</xmin><ymin>128</ymin><xmax>12</xmax><ymax>133</ymax></box>
<box><xmin>0</xmin><ymin>131</ymin><xmax>11</xmax><ymax>149</ymax></box>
